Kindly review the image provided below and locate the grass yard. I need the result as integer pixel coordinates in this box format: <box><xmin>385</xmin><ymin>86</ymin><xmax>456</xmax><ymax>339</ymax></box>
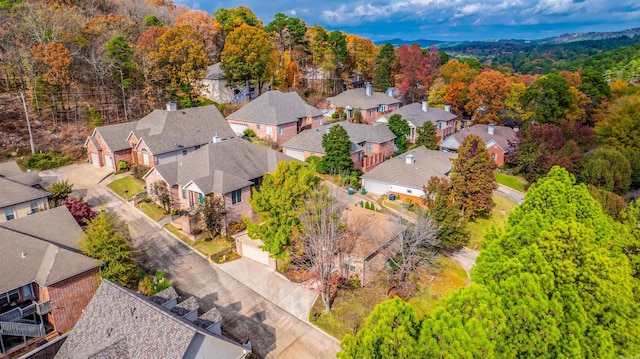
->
<box><xmin>494</xmin><ymin>172</ymin><xmax>527</xmax><ymax>192</ymax></box>
<box><xmin>408</xmin><ymin>257</ymin><xmax>469</xmax><ymax>318</ymax></box>
<box><xmin>467</xmin><ymin>194</ymin><xmax>518</xmax><ymax>250</ymax></box>
<box><xmin>165</xmin><ymin>224</ymin><xmax>232</xmax><ymax>257</ymax></box>
<box><xmin>107</xmin><ymin>177</ymin><xmax>144</xmax><ymax>199</ymax></box>
<box><xmin>137</xmin><ymin>202</ymin><xmax>167</xmax><ymax>222</ymax></box>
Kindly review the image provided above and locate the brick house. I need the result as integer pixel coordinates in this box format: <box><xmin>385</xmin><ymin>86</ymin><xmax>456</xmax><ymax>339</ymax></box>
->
<box><xmin>0</xmin><ymin>207</ymin><xmax>100</xmax><ymax>358</ymax></box>
<box><xmin>325</xmin><ymin>83</ymin><xmax>401</xmax><ymax>124</ymax></box>
<box><xmin>375</xmin><ymin>101</ymin><xmax>458</xmax><ymax>142</ymax></box>
<box><xmin>143</xmin><ymin>138</ymin><xmax>293</xmax><ymax>233</ymax></box>
<box><xmin>439</xmin><ymin>124</ymin><xmax>516</xmax><ymax>167</ymax></box>
<box><xmin>85</xmin><ymin>103</ymin><xmax>235</xmax><ymax>171</ymax></box>
<box><xmin>0</xmin><ymin>162</ymin><xmax>50</xmax><ymax>224</ymax></box>
<box><xmin>226</xmin><ymin>90</ymin><xmax>324</xmax><ymax>145</ymax></box>
<box><xmin>282</xmin><ymin>121</ymin><xmax>396</xmax><ymax>172</ymax></box>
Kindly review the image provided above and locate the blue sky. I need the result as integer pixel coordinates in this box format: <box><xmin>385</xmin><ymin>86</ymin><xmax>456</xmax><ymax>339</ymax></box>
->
<box><xmin>174</xmin><ymin>1</ymin><xmax>640</xmax><ymax>42</ymax></box>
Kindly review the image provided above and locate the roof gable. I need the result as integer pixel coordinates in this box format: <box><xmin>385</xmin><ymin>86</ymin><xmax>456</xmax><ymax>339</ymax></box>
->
<box><xmin>327</xmin><ymin>88</ymin><xmax>401</xmax><ymax>110</ymax></box>
<box><xmin>0</xmin><ymin>176</ymin><xmax>50</xmax><ymax>208</ymax></box>
<box><xmin>282</xmin><ymin>121</ymin><xmax>395</xmax><ymax>153</ymax></box>
<box><xmin>450</xmin><ymin>124</ymin><xmax>516</xmax><ymax>152</ymax></box>
<box><xmin>381</xmin><ymin>103</ymin><xmax>457</xmax><ymax>127</ymax></box>
<box><xmin>226</xmin><ymin>90</ymin><xmax>323</xmax><ymax>126</ymax></box>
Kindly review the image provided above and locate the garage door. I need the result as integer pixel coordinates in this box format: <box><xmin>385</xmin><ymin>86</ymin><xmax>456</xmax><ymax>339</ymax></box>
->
<box><xmin>230</xmin><ymin>122</ymin><xmax>248</xmax><ymax>135</ymax></box>
<box><xmin>363</xmin><ymin>179</ymin><xmax>389</xmax><ymax>195</ymax></box>
<box><xmin>104</xmin><ymin>155</ymin><xmax>113</xmax><ymax>170</ymax></box>
<box><xmin>91</xmin><ymin>153</ymin><xmax>100</xmax><ymax>167</ymax></box>
<box><xmin>284</xmin><ymin>148</ymin><xmax>305</xmax><ymax>161</ymax></box>
<box><xmin>241</xmin><ymin>242</ymin><xmax>270</xmax><ymax>265</ymax></box>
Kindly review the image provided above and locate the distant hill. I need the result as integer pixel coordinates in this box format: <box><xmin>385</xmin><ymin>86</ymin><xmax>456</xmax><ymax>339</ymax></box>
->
<box><xmin>537</xmin><ymin>27</ymin><xmax>640</xmax><ymax>45</ymax></box>
<box><xmin>374</xmin><ymin>38</ymin><xmax>444</xmax><ymax>47</ymax></box>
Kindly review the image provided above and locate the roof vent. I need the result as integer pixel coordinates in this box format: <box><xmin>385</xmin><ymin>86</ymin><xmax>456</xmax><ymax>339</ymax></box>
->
<box><xmin>213</xmin><ymin>133</ymin><xmax>221</xmax><ymax>143</ymax></box>
<box><xmin>405</xmin><ymin>153</ymin><xmax>415</xmax><ymax>165</ymax></box>
<box><xmin>21</xmin><ymin>252</ymin><xmax>27</xmax><ymax>258</ymax></box>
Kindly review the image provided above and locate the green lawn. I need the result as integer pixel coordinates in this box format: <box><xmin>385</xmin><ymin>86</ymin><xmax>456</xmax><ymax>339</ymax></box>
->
<box><xmin>107</xmin><ymin>177</ymin><xmax>145</xmax><ymax>199</ymax></box>
<box><xmin>467</xmin><ymin>195</ymin><xmax>518</xmax><ymax>250</ymax></box>
<box><xmin>137</xmin><ymin>202</ymin><xmax>167</xmax><ymax>222</ymax></box>
<box><xmin>408</xmin><ymin>257</ymin><xmax>468</xmax><ymax>318</ymax></box>
<box><xmin>494</xmin><ymin>172</ymin><xmax>527</xmax><ymax>192</ymax></box>
<box><xmin>165</xmin><ymin>224</ymin><xmax>232</xmax><ymax>256</ymax></box>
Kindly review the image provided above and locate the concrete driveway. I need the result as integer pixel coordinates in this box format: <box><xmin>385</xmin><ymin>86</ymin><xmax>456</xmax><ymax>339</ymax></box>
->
<box><xmin>41</xmin><ymin>164</ymin><xmax>342</xmax><ymax>358</ymax></box>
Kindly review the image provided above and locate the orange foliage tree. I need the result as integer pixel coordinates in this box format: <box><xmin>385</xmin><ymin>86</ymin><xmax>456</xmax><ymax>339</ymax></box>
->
<box><xmin>465</xmin><ymin>70</ymin><xmax>511</xmax><ymax>124</ymax></box>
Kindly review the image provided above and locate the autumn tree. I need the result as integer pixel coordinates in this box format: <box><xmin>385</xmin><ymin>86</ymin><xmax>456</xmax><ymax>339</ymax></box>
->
<box><xmin>372</xmin><ymin>43</ymin><xmax>396</xmax><ymax>91</ymax></box>
<box><xmin>174</xmin><ymin>10</ymin><xmax>217</xmax><ymax>62</ymax></box>
<box><xmin>62</xmin><ymin>196</ymin><xmax>96</xmax><ymax>226</ymax></box>
<box><xmin>196</xmin><ymin>195</ymin><xmax>226</xmax><ymax>238</ymax></box>
<box><xmin>579</xmin><ymin>147</ymin><xmax>632</xmax><ymax>195</ymax></box>
<box><xmin>465</xmin><ymin>70</ymin><xmax>511</xmax><ymax>124</ymax></box>
<box><xmin>245</xmin><ymin>160</ymin><xmax>319</xmax><ymax>259</ymax></box>
<box><xmin>152</xmin><ymin>181</ymin><xmax>171</xmax><ymax>213</ymax></box>
<box><xmin>450</xmin><ymin>135</ymin><xmax>497</xmax><ymax>218</ymax></box>
<box><xmin>395</xmin><ymin>44</ymin><xmax>430</xmax><ymax>103</ymax></box>
<box><xmin>596</xmin><ymin>93</ymin><xmax>640</xmax><ymax>151</ymax></box>
<box><xmin>221</xmin><ymin>23</ymin><xmax>277</xmax><ymax>94</ymax></box>
<box><xmin>345</xmin><ymin>34</ymin><xmax>378</xmax><ymax>81</ymax></box>
<box><xmin>415</xmin><ymin>122</ymin><xmax>438</xmax><ymax>149</ymax></box>
<box><xmin>82</xmin><ymin>211</ymin><xmax>138</xmax><ymax>288</ymax></box>
<box><xmin>213</xmin><ymin>6</ymin><xmax>262</xmax><ymax>61</ymax></box>
<box><xmin>440</xmin><ymin>58</ymin><xmax>478</xmax><ymax>85</ymax></box>
<box><xmin>319</xmin><ymin>124</ymin><xmax>354</xmax><ymax>175</ymax></box>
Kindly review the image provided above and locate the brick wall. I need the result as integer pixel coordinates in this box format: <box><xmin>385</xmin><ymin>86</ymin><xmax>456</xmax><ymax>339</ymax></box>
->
<box><xmin>224</xmin><ymin>186</ymin><xmax>255</xmax><ymax>223</ymax></box>
<box><xmin>230</xmin><ymin>120</ymin><xmax>300</xmax><ymax>145</ymax></box>
<box><xmin>44</xmin><ymin>268</ymin><xmax>100</xmax><ymax>334</ymax></box>
<box><xmin>487</xmin><ymin>145</ymin><xmax>506</xmax><ymax>167</ymax></box>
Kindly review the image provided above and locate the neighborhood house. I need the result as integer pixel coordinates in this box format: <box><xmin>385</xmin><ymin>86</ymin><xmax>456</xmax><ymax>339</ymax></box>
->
<box><xmin>325</xmin><ymin>83</ymin><xmax>401</xmax><ymax>124</ymax></box>
<box><xmin>85</xmin><ymin>103</ymin><xmax>235</xmax><ymax>170</ymax></box>
<box><xmin>376</xmin><ymin>101</ymin><xmax>458</xmax><ymax>142</ymax></box>
<box><xmin>0</xmin><ymin>162</ymin><xmax>50</xmax><ymax>223</ymax></box>
<box><xmin>439</xmin><ymin>123</ymin><xmax>516</xmax><ymax>167</ymax></box>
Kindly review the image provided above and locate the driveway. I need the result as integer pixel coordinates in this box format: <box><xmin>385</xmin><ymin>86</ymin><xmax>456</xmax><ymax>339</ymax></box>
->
<box><xmin>42</xmin><ymin>164</ymin><xmax>342</xmax><ymax>358</ymax></box>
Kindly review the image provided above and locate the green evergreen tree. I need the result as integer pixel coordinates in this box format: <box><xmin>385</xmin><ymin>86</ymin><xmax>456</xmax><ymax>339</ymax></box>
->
<box><xmin>580</xmin><ymin>147</ymin><xmax>632</xmax><ymax>195</ymax></box>
<box><xmin>49</xmin><ymin>179</ymin><xmax>73</xmax><ymax>207</ymax></box>
<box><xmin>387</xmin><ymin>114</ymin><xmax>411</xmax><ymax>154</ymax></box>
<box><xmin>423</xmin><ymin>176</ymin><xmax>469</xmax><ymax>249</ymax></box>
<box><xmin>372</xmin><ymin>43</ymin><xmax>396</xmax><ymax>92</ymax></box>
<box><xmin>415</xmin><ymin>122</ymin><xmax>438</xmax><ymax>150</ymax></box>
<box><xmin>319</xmin><ymin>124</ymin><xmax>354</xmax><ymax>174</ymax></box>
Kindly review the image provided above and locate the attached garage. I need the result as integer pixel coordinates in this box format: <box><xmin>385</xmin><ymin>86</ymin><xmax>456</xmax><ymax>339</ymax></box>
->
<box><xmin>362</xmin><ymin>178</ymin><xmax>389</xmax><ymax>195</ymax></box>
<box><xmin>104</xmin><ymin>155</ymin><xmax>113</xmax><ymax>170</ymax></box>
<box><xmin>283</xmin><ymin>148</ymin><xmax>305</xmax><ymax>161</ymax></box>
<box><xmin>229</xmin><ymin>122</ymin><xmax>249</xmax><ymax>136</ymax></box>
<box><xmin>234</xmin><ymin>231</ymin><xmax>275</xmax><ymax>269</ymax></box>
<box><xmin>91</xmin><ymin>153</ymin><xmax>100</xmax><ymax>167</ymax></box>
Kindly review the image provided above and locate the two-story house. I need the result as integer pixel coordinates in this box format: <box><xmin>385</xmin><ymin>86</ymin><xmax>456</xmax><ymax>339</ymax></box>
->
<box><xmin>85</xmin><ymin>103</ymin><xmax>236</xmax><ymax>170</ymax></box>
<box><xmin>0</xmin><ymin>207</ymin><xmax>101</xmax><ymax>357</ymax></box>
<box><xmin>226</xmin><ymin>90</ymin><xmax>324</xmax><ymax>146</ymax></box>
<box><xmin>375</xmin><ymin>101</ymin><xmax>458</xmax><ymax>142</ymax></box>
<box><xmin>282</xmin><ymin>121</ymin><xmax>396</xmax><ymax>172</ymax></box>
<box><xmin>326</xmin><ymin>84</ymin><xmax>401</xmax><ymax>124</ymax></box>
<box><xmin>439</xmin><ymin>124</ymin><xmax>516</xmax><ymax>167</ymax></box>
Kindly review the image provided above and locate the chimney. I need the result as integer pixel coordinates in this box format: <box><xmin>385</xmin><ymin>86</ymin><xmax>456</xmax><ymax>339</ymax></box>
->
<box><xmin>386</xmin><ymin>87</ymin><xmax>394</xmax><ymax>97</ymax></box>
<box><xmin>405</xmin><ymin>153</ymin><xmax>415</xmax><ymax>165</ymax></box>
<box><xmin>422</xmin><ymin>100</ymin><xmax>429</xmax><ymax>112</ymax></box>
<box><xmin>213</xmin><ymin>133</ymin><xmax>221</xmax><ymax>143</ymax></box>
<box><xmin>166</xmin><ymin>102</ymin><xmax>177</xmax><ymax>111</ymax></box>
<box><xmin>488</xmin><ymin>123</ymin><xmax>495</xmax><ymax>135</ymax></box>
<box><xmin>365</xmin><ymin>83</ymin><xmax>372</xmax><ymax>97</ymax></box>
<box><xmin>444</xmin><ymin>104</ymin><xmax>451</xmax><ymax>113</ymax></box>
<box><xmin>325</xmin><ymin>124</ymin><xmax>333</xmax><ymax>134</ymax></box>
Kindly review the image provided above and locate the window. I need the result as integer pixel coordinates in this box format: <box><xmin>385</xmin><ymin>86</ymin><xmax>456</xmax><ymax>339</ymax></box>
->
<box><xmin>182</xmin><ymin>149</ymin><xmax>188</xmax><ymax>156</ymax></box>
<box><xmin>368</xmin><ymin>109</ymin><xmax>373</xmax><ymax>118</ymax></box>
<box><xmin>256</xmin><ymin>124</ymin><xmax>260</xmax><ymax>130</ymax></box>
<box><xmin>30</xmin><ymin>202</ymin><xmax>39</xmax><ymax>214</ymax></box>
<box><xmin>0</xmin><ymin>289</ymin><xmax>19</xmax><ymax>306</ymax></box>
<box><xmin>492</xmin><ymin>153</ymin><xmax>498</xmax><ymax>160</ymax></box>
<box><xmin>198</xmin><ymin>193</ymin><xmax>204</xmax><ymax>204</ymax></box>
<box><xmin>266</xmin><ymin>126</ymin><xmax>272</xmax><ymax>135</ymax></box>
<box><xmin>22</xmin><ymin>284</ymin><xmax>33</xmax><ymax>299</ymax></box>
<box><xmin>278</xmin><ymin>127</ymin><xmax>283</xmax><ymax>135</ymax></box>
<box><xmin>366</xmin><ymin>143</ymin><xmax>373</xmax><ymax>153</ymax></box>
<box><xmin>182</xmin><ymin>188</ymin><xmax>187</xmax><ymax>199</ymax></box>
<box><xmin>231</xmin><ymin>189</ymin><xmax>242</xmax><ymax>204</ymax></box>
<box><xmin>5</xmin><ymin>208</ymin><xmax>15</xmax><ymax>221</ymax></box>
<box><xmin>143</xmin><ymin>153</ymin><xmax>150</xmax><ymax>166</ymax></box>
<box><xmin>318</xmin><ymin>118</ymin><xmax>322</xmax><ymax>125</ymax></box>
<box><xmin>440</xmin><ymin>122</ymin><xmax>446</xmax><ymax>130</ymax></box>
<box><xmin>378</xmin><ymin>105</ymin><xmax>387</xmax><ymax>112</ymax></box>
<box><xmin>406</xmin><ymin>189</ymin><xmax>412</xmax><ymax>194</ymax></box>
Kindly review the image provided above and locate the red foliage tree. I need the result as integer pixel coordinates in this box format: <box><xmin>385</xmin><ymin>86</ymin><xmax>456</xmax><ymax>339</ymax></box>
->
<box><xmin>62</xmin><ymin>197</ymin><xmax>96</xmax><ymax>226</ymax></box>
<box><xmin>395</xmin><ymin>44</ymin><xmax>431</xmax><ymax>103</ymax></box>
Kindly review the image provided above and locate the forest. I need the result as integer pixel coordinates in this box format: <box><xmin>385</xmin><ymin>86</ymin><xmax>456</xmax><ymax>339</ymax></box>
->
<box><xmin>1</xmin><ymin>1</ymin><xmax>640</xmax><ymax>357</ymax></box>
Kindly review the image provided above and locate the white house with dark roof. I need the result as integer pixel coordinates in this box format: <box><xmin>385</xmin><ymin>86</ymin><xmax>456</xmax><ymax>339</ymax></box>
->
<box><xmin>201</xmin><ymin>63</ymin><xmax>257</xmax><ymax>104</ymax></box>
<box><xmin>361</xmin><ymin>146</ymin><xmax>456</xmax><ymax>200</ymax></box>
<box><xmin>282</xmin><ymin>121</ymin><xmax>396</xmax><ymax>172</ymax></box>
<box><xmin>439</xmin><ymin>123</ymin><xmax>516</xmax><ymax>167</ymax></box>
<box><xmin>55</xmin><ymin>280</ymin><xmax>250</xmax><ymax>359</ymax></box>
<box><xmin>325</xmin><ymin>83</ymin><xmax>401</xmax><ymax>124</ymax></box>
<box><xmin>143</xmin><ymin>138</ymin><xmax>293</xmax><ymax>231</ymax></box>
<box><xmin>376</xmin><ymin>101</ymin><xmax>458</xmax><ymax>141</ymax></box>
<box><xmin>226</xmin><ymin>90</ymin><xmax>324</xmax><ymax>145</ymax></box>
<box><xmin>85</xmin><ymin>103</ymin><xmax>235</xmax><ymax>170</ymax></box>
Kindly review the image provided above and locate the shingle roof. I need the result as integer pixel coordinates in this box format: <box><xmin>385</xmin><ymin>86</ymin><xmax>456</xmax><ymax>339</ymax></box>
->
<box><xmin>445</xmin><ymin>124</ymin><xmax>516</xmax><ymax>151</ymax></box>
<box><xmin>55</xmin><ymin>280</ymin><xmax>249</xmax><ymax>359</ymax></box>
<box><xmin>0</xmin><ymin>161</ymin><xmax>23</xmax><ymax>177</ymax></box>
<box><xmin>205</xmin><ymin>63</ymin><xmax>225</xmax><ymax>80</ymax></box>
<box><xmin>226</xmin><ymin>90</ymin><xmax>323</xmax><ymax>126</ymax></box>
<box><xmin>361</xmin><ymin>146</ymin><xmax>456</xmax><ymax>190</ymax></box>
<box><xmin>93</xmin><ymin>122</ymin><xmax>137</xmax><ymax>152</ymax></box>
<box><xmin>379</xmin><ymin>103</ymin><xmax>457</xmax><ymax>127</ymax></box>
<box><xmin>153</xmin><ymin>138</ymin><xmax>292</xmax><ymax>194</ymax></box>
<box><xmin>282</xmin><ymin>121</ymin><xmax>395</xmax><ymax>154</ymax></box>
<box><xmin>0</xmin><ymin>176</ymin><xmax>50</xmax><ymax>208</ymax></box>
<box><xmin>0</xmin><ymin>161</ymin><xmax>44</xmax><ymax>187</ymax></box>
<box><xmin>0</xmin><ymin>207</ymin><xmax>100</xmax><ymax>294</ymax></box>
<box><xmin>327</xmin><ymin>88</ymin><xmax>400</xmax><ymax>110</ymax></box>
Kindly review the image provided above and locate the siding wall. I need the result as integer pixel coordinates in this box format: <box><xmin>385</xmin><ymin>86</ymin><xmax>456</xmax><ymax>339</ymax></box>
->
<box><xmin>0</xmin><ymin>197</ymin><xmax>49</xmax><ymax>223</ymax></box>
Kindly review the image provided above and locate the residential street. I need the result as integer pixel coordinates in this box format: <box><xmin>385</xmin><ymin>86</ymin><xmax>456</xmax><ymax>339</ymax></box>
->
<box><xmin>41</xmin><ymin>164</ymin><xmax>341</xmax><ymax>359</ymax></box>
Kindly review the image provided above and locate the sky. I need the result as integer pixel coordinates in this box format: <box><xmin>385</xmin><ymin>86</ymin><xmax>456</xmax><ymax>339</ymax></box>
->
<box><xmin>174</xmin><ymin>0</ymin><xmax>640</xmax><ymax>42</ymax></box>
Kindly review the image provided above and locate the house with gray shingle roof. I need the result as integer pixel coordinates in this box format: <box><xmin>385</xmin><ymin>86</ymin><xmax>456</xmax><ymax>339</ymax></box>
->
<box><xmin>326</xmin><ymin>84</ymin><xmax>401</xmax><ymax>124</ymax></box>
<box><xmin>0</xmin><ymin>162</ymin><xmax>50</xmax><ymax>223</ymax></box>
<box><xmin>375</xmin><ymin>101</ymin><xmax>459</xmax><ymax>142</ymax></box>
<box><xmin>143</xmin><ymin>138</ymin><xmax>293</xmax><ymax>230</ymax></box>
<box><xmin>55</xmin><ymin>280</ymin><xmax>250</xmax><ymax>359</ymax></box>
<box><xmin>0</xmin><ymin>207</ymin><xmax>101</xmax><ymax>356</ymax></box>
<box><xmin>226</xmin><ymin>90</ymin><xmax>324</xmax><ymax>145</ymax></box>
<box><xmin>282</xmin><ymin>121</ymin><xmax>396</xmax><ymax>172</ymax></box>
<box><xmin>439</xmin><ymin>124</ymin><xmax>516</xmax><ymax>167</ymax></box>
<box><xmin>85</xmin><ymin>103</ymin><xmax>235</xmax><ymax>171</ymax></box>
<box><xmin>361</xmin><ymin>146</ymin><xmax>456</xmax><ymax>200</ymax></box>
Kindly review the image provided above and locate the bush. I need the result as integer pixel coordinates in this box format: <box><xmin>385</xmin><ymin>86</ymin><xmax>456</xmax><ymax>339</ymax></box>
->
<box><xmin>131</xmin><ymin>164</ymin><xmax>147</xmax><ymax>180</ymax></box>
<box><xmin>244</xmin><ymin>128</ymin><xmax>256</xmax><ymax>137</ymax></box>
<box><xmin>22</xmin><ymin>151</ymin><xmax>74</xmax><ymax>170</ymax></box>
<box><xmin>227</xmin><ymin>221</ymin><xmax>246</xmax><ymax>235</ymax></box>
<box><xmin>117</xmin><ymin>160</ymin><xmax>130</xmax><ymax>173</ymax></box>
<box><xmin>305</xmin><ymin>155</ymin><xmax>322</xmax><ymax>169</ymax></box>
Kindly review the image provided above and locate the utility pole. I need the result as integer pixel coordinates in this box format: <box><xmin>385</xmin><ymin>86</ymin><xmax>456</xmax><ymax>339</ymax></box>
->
<box><xmin>19</xmin><ymin>92</ymin><xmax>36</xmax><ymax>155</ymax></box>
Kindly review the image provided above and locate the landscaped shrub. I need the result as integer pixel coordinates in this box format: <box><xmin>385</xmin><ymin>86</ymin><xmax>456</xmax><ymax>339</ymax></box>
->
<box><xmin>227</xmin><ymin>221</ymin><xmax>246</xmax><ymax>235</ymax></box>
<box><xmin>117</xmin><ymin>160</ymin><xmax>130</xmax><ymax>173</ymax></box>
<box><xmin>131</xmin><ymin>164</ymin><xmax>147</xmax><ymax>179</ymax></box>
<box><xmin>244</xmin><ymin>128</ymin><xmax>256</xmax><ymax>137</ymax></box>
<box><xmin>22</xmin><ymin>151</ymin><xmax>74</xmax><ymax>170</ymax></box>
